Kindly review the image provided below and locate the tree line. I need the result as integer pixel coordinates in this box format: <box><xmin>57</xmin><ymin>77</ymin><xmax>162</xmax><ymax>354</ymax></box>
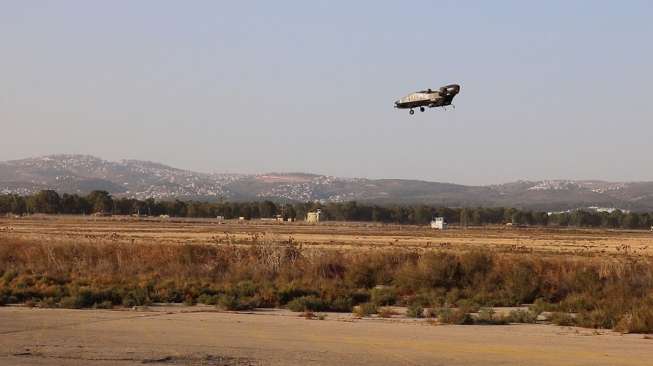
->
<box><xmin>1</xmin><ymin>190</ymin><xmax>653</xmax><ymax>229</ymax></box>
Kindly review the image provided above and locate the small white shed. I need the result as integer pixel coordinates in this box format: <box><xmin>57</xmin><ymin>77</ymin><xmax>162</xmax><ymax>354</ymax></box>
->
<box><xmin>306</xmin><ymin>209</ymin><xmax>322</xmax><ymax>224</ymax></box>
<box><xmin>431</xmin><ymin>217</ymin><xmax>447</xmax><ymax>230</ymax></box>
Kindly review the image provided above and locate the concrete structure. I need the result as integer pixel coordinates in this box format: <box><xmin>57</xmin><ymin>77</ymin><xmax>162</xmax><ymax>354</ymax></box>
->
<box><xmin>430</xmin><ymin>217</ymin><xmax>447</xmax><ymax>230</ymax></box>
<box><xmin>306</xmin><ymin>209</ymin><xmax>322</xmax><ymax>224</ymax></box>
<box><xmin>261</xmin><ymin>216</ymin><xmax>286</xmax><ymax>223</ymax></box>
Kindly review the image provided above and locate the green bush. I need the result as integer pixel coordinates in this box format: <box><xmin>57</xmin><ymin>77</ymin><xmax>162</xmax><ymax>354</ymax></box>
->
<box><xmin>437</xmin><ymin>307</ymin><xmax>474</xmax><ymax>325</ymax></box>
<box><xmin>529</xmin><ymin>298</ymin><xmax>554</xmax><ymax>315</ymax></box>
<box><xmin>197</xmin><ymin>294</ymin><xmax>220</xmax><ymax>305</ymax></box>
<box><xmin>277</xmin><ymin>286</ymin><xmax>317</xmax><ymax>305</ymax></box>
<box><xmin>475</xmin><ymin>308</ymin><xmax>508</xmax><ymax>325</ymax></box>
<box><xmin>157</xmin><ymin>283</ymin><xmax>184</xmax><ymax>303</ymax></box>
<box><xmin>418</xmin><ymin>289</ymin><xmax>448</xmax><ymax>307</ymax></box>
<box><xmin>370</xmin><ymin>287</ymin><xmax>397</xmax><ymax>306</ymax></box>
<box><xmin>59</xmin><ymin>296</ymin><xmax>80</xmax><ymax>309</ymax></box>
<box><xmin>503</xmin><ymin>262</ymin><xmax>539</xmax><ymax>305</ymax></box>
<box><xmin>615</xmin><ymin>305</ymin><xmax>653</xmax><ymax>334</ymax></box>
<box><xmin>38</xmin><ymin>297</ymin><xmax>59</xmax><ymax>308</ymax></box>
<box><xmin>455</xmin><ymin>298</ymin><xmax>481</xmax><ymax>313</ymax></box>
<box><xmin>286</xmin><ymin>296</ymin><xmax>327</xmax><ymax>312</ymax></box>
<box><xmin>1</xmin><ymin>270</ymin><xmax>18</xmax><ymax>285</ymax></box>
<box><xmin>217</xmin><ymin>294</ymin><xmax>260</xmax><ymax>311</ymax></box>
<box><xmin>350</xmin><ymin>290</ymin><xmax>370</xmax><ymax>305</ymax></box>
<box><xmin>122</xmin><ymin>288</ymin><xmax>151</xmax><ymax>307</ymax></box>
<box><xmin>559</xmin><ymin>293</ymin><xmax>596</xmax><ymax>312</ymax></box>
<box><xmin>75</xmin><ymin>289</ymin><xmax>96</xmax><ymax>308</ymax></box>
<box><xmin>57</xmin><ymin>289</ymin><xmax>99</xmax><ymax>309</ymax></box>
<box><xmin>353</xmin><ymin>302</ymin><xmax>378</xmax><ymax>317</ymax></box>
<box><xmin>576</xmin><ymin>308</ymin><xmax>619</xmax><ymax>329</ymax></box>
<box><xmin>329</xmin><ymin>297</ymin><xmax>353</xmax><ymax>312</ymax></box>
<box><xmin>406</xmin><ymin>303</ymin><xmax>424</xmax><ymax>318</ymax></box>
<box><xmin>217</xmin><ymin>294</ymin><xmax>239</xmax><ymax>310</ymax></box>
<box><xmin>232</xmin><ymin>281</ymin><xmax>258</xmax><ymax>298</ymax></box>
<box><xmin>406</xmin><ymin>292</ymin><xmax>435</xmax><ymax>308</ymax></box>
<box><xmin>505</xmin><ymin>309</ymin><xmax>538</xmax><ymax>323</ymax></box>
<box><xmin>446</xmin><ymin>288</ymin><xmax>462</xmax><ymax>305</ymax></box>
<box><xmin>94</xmin><ymin>300</ymin><xmax>113</xmax><ymax>309</ymax></box>
<box><xmin>551</xmin><ymin>312</ymin><xmax>575</xmax><ymax>326</ymax></box>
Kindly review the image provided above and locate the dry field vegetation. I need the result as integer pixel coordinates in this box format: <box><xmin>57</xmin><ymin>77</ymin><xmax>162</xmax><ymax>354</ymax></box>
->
<box><xmin>1</xmin><ymin>215</ymin><xmax>653</xmax><ymax>334</ymax></box>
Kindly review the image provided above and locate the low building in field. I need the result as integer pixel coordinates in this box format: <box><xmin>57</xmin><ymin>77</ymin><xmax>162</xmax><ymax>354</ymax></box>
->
<box><xmin>306</xmin><ymin>209</ymin><xmax>322</xmax><ymax>224</ymax></box>
<box><xmin>431</xmin><ymin>217</ymin><xmax>447</xmax><ymax>230</ymax></box>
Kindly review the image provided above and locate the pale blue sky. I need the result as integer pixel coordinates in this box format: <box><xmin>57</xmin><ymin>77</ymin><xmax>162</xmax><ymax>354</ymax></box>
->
<box><xmin>1</xmin><ymin>1</ymin><xmax>652</xmax><ymax>184</ymax></box>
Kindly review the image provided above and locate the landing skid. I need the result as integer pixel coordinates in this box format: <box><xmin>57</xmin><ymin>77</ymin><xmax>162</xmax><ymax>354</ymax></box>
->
<box><xmin>408</xmin><ymin>104</ymin><xmax>454</xmax><ymax>115</ymax></box>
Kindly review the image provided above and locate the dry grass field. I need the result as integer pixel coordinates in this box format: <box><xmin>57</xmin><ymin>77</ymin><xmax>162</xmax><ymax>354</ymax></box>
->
<box><xmin>1</xmin><ymin>215</ymin><xmax>652</xmax><ymax>255</ymax></box>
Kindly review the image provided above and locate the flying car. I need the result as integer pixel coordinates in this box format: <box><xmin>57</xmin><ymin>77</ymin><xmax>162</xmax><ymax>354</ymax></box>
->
<box><xmin>394</xmin><ymin>84</ymin><xmax>461</xmax><ymax>115</ymax></box>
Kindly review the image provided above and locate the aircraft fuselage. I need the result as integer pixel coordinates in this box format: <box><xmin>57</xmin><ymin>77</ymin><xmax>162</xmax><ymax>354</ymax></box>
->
<box><xmin>394</xmin><ymin>84</ymin><xmax>460</xmax><ymax>114</ymax></box>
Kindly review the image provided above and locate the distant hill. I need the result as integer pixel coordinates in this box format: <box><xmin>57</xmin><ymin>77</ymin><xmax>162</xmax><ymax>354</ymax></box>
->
<box><xmin>1</xmin><ymin>154</ymin><xmax>653</xmax><ymax>211</ymax></box>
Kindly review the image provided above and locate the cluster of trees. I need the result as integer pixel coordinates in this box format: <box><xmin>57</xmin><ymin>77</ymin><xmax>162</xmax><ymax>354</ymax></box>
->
<box><xmin>1</xmin><ymin>190</ymin><xmax>653</xmax><ymax>229</ymax></box>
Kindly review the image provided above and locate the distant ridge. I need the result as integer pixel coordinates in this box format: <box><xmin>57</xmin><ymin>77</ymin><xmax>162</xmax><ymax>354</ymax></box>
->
<box><xmin>1</xmin><ymin>154</ymin><xmax>653</xmax><ymax>211</ymax></box>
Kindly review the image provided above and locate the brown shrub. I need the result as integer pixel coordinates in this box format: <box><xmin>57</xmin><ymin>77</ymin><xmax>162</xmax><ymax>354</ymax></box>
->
<box><xmin>2</xmin><ymin>237</ymin><xmax>653</xmax><ymax>332</ymax></box>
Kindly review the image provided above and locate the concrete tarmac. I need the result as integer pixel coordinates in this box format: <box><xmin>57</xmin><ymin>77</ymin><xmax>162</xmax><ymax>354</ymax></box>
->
<box><xmin>1</xmin><ymin>307</ymin><xmax>652</xmax><ymax>365</ymax></box>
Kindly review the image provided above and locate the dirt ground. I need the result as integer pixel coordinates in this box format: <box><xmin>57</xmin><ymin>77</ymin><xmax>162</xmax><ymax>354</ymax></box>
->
<box><xmin>1</xmin><ymin>215</ymin><xmax>652</xmax><ymax>256</ymax></box>
<box><xmin>1</xmin><ymin>306</ymin><xmax>652</xmax><ymax>366</ymax></box>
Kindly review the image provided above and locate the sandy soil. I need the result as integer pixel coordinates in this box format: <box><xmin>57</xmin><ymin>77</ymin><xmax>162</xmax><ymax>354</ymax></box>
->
<box><xmin>1</xmin><ymin>215</ymin><xmax>652</xmax><ymax>255</ymax></box>
<box><xmin>1</xmin><ymin>306</ymin><xmax>652</xmax><ymax>366</ymax></box>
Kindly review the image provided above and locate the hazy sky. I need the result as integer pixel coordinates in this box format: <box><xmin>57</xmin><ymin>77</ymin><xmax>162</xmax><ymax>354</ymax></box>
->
<box><xmin>1</xmin><ymin>1</ymin><xmax>652</xmax><ymax>185</ymax></box>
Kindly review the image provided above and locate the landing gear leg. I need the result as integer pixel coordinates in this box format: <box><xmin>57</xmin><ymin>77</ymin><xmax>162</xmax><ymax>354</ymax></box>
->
<box><xmin>420</xmin><ymin>107</ymin><xmax>425</xmax><ymax>112</ymax></box>
<box><xmin>409</xmin><ymin>109</ymin><xmax>415</xmax><ymax>115</ymax></box>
